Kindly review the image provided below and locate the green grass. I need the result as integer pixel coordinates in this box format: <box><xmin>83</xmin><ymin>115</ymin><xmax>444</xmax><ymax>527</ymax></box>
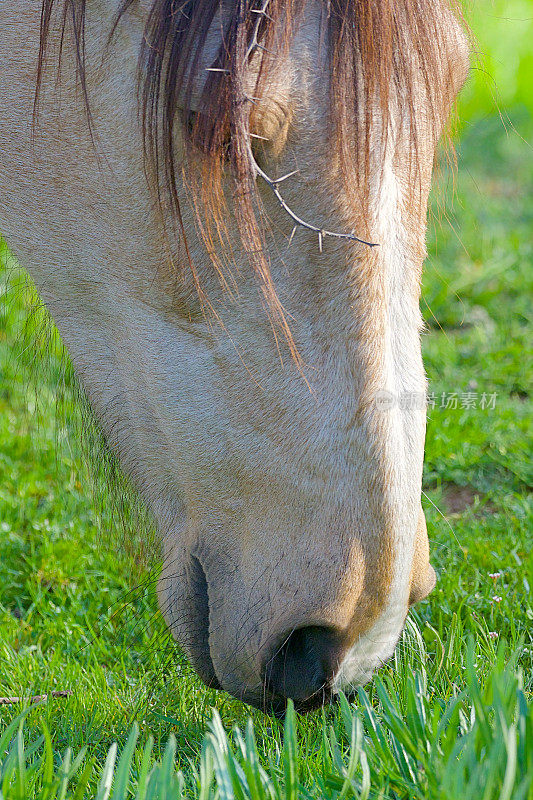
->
<box><xmin>1</xmin><ymin>6</ymin><xmax>532</xmax><ymax>796</ymax></box>
<box><xmin>1</xmin><ymin>657</ymin><xmax>532</xmax><ymax>800</ymax></box>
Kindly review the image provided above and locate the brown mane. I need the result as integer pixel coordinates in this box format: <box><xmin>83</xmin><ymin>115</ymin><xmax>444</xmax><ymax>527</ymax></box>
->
<box><xmin>36</xmin><ymin>0</ymin><xmax>463</xmax><ymax>355</ymax></box>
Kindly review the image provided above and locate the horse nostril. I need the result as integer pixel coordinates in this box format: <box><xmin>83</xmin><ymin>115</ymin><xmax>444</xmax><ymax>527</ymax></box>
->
<box><xmin>185</xmin><ymin>555</ymin><xmax>221</xmax><ymax>690</ymax></box>
<box><xmin>263</xmin><ymin>626</ymin><xmax>343</xmax><ymax>708</ymax></box>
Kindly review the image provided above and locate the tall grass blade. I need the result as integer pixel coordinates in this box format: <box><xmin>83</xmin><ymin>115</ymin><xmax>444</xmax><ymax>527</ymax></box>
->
<box><xmin>95</xmin><ymin>742</ymin><xmax>117</xmax><ymax>800</ymax></box>
<box><xmin>112</xmin><ymin>723</ymin><xmax>139</xmax><ymax>800</ymax></box>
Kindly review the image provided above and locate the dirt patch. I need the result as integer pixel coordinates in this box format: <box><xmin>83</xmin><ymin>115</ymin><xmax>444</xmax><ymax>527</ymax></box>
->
<box><xmin>442</xmin><ymin>483</ymin><xmax>496</xmax><ymax>516</ymax></box>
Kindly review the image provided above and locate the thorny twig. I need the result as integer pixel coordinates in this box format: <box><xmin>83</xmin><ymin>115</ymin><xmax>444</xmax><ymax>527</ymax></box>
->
<box><xmin>247</xmin><ymin>142</ymin><xmax>379</xmax><ymax>249</ymax></box>
<box><xmin>245</xmin><ymin>0</ymin><xmax>275</xmax><ymax>63</ymax></box>
<box><xmin>205</xmin><ymin>0</ymin><xmax>380</xmax><ymax>250</ymax></box>
<box><xmin>245</xmin><ymin>0</ymin><xmax>379</xmax><ymax>249</ymax></box>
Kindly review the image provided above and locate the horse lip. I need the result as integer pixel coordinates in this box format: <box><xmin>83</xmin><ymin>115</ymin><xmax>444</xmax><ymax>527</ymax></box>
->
<box><xmin>238</xmin><ymin>683</ymin><xmax>334</xmax><ymax>716</ymax></box>
<box><xmin>243</xmin><ymin>654</ymin><xmax>336</xmax><ymax>715</ymax></box>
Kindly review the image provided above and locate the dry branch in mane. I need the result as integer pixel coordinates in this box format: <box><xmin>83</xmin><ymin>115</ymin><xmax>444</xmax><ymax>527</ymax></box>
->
<box><xmin>36</xmin><ymin>0</ymin><xmax>464</xmax><ymax>356</ymax></box>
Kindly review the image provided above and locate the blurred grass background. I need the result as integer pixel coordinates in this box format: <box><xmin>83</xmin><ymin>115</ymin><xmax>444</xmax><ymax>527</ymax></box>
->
<box><xmin>460</xmin><ymin>0</ymin><xmax>533</xmax><ymax>122</ymax></box>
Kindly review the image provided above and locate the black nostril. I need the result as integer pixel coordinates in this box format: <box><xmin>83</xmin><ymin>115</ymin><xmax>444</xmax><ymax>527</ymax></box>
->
<box><xmin>263</xmin><ymin>626</ymin><xmax>342</xmax><ymax>707</ymax></box>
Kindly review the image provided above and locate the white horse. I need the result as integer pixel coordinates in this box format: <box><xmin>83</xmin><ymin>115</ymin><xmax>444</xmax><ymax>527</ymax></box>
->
<box><xmin>0</xmin><ymin>0</ymin><xmax>469</xmax><ymax>711</ymax></box>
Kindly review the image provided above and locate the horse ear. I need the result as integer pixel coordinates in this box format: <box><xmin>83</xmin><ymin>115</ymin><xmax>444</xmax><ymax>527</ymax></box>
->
<box><xmin>409</xmin><ymin>509</ymin><xmax>437</xmax><ymax>606</ymax></box>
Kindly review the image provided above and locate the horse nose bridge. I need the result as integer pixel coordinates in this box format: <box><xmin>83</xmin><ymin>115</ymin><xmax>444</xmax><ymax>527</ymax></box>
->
<box><xmin>255</xmin><ymin>515</ymin><xmax>397</xmax><ymax>635</ymax></box>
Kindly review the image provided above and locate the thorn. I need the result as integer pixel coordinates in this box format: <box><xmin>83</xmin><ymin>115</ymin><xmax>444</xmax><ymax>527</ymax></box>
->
<box><xmin>274</xmin><ymin>169</ymin><xmax>299</xmax><ymax>185</ymax></box>
<box><xmin>247</xmin><ymin>146</ymin><xmax>378</xmax><ymax>249</ymax></box>
<box><xmin>250</xmin><ymin>133</ymin><xmax>269</xmax><ymax>141</ymax></box>
<box><xmin>251</xmin><ymin>8</ymin><xmax>274</xmax><ymax>20</ymax></box>
<box><xmin>255</xmin><ymin>44</ymin><xmax>275</xmax><ymax>55</ymax></box>
<box><xmin>205</xmin><ymin>67</ymin><xmax>230</xmax><ymax>74</ymax></box>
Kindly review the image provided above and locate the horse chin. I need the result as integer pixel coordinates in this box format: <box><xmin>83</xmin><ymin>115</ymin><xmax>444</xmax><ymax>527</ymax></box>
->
<box><xmin>232</xmin><ymin>686</ymin><xmax>334</xmax><ymax>717</ymax></box>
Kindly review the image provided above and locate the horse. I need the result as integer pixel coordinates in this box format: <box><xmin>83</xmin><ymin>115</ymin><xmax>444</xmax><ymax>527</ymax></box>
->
<box><xmin>0</xmin><ymin>0</ymin><xmax>469</xmax><ymax>712</ymax></box>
